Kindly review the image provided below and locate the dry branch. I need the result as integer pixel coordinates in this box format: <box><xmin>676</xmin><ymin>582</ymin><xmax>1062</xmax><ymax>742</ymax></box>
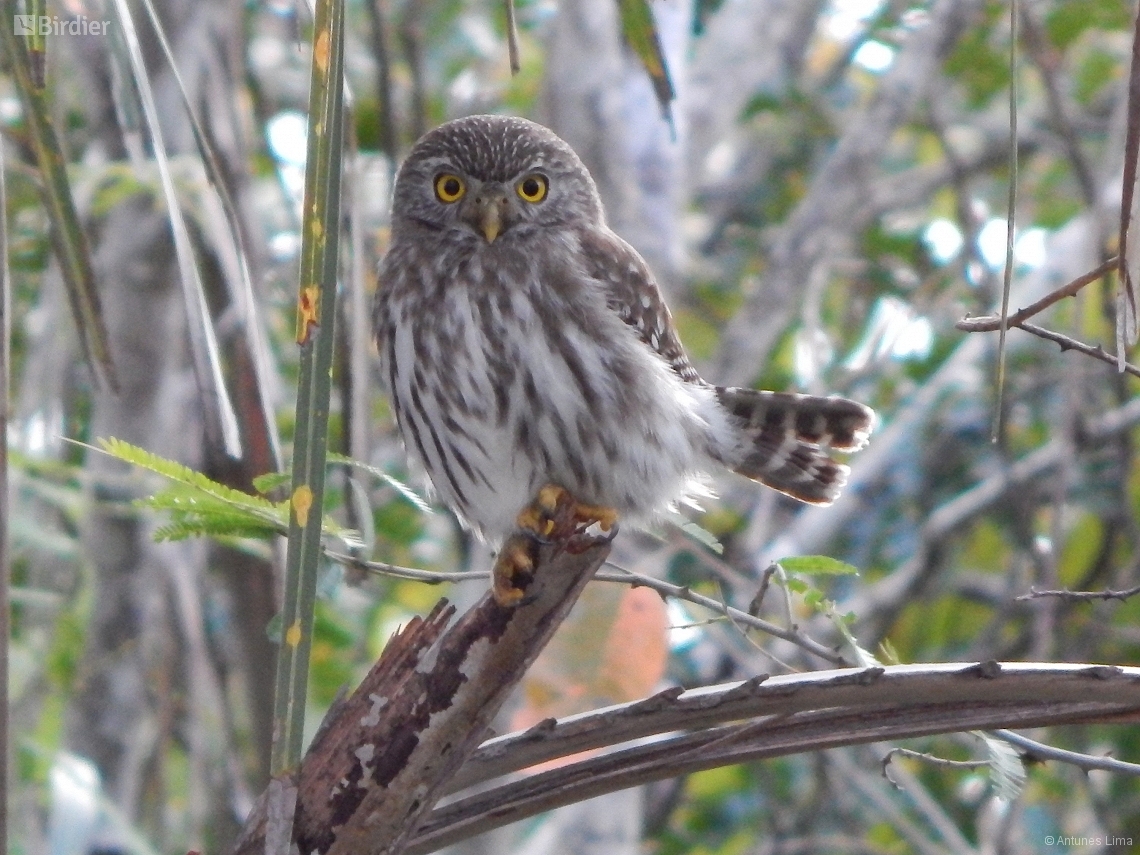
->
<box><xmin>232</xmin><ymin>530</ymin><xmax>612</xmax><ymax>855</ymax></box>
<box><xmin>955</xmin><ymin>256</ymin><xmax>1117</xmax><ymax>332</ymax></box>
<box><xmin>1017</xmin><ymin>585</ymin><xmax>1140</xmax><ymax>603</ymax></box>
<box><xmin>409</xmin><ymin>662</ymin><xmax>1140</xmax><ymax>851</ymax></box>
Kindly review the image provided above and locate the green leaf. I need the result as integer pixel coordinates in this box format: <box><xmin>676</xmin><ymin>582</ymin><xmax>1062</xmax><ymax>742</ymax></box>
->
<box><xmin>777</xmin><ymin>555</ymin><xmax>859</xmax><ymax>577</ymax></box>
<box><xmin>677</xmin><ymin>519</ymin><xmax>724</xmax><ymax>555</ymax></box>
<box><xmin>252</xmin><ymin>470</ymin><xmax>292</xmax><ymax>494</ymax></box>
<box><xmin>877</xmin><ymin>638</ymin><xmax>901</xmax><ymax>666</ymax></box>
<box><xmin>96</xmin><ymin>437</ymin><xmax>281</xmax><ymax>518</ymax></box>
<box><xmin>784</xmin><ymin>578</ymin><xmax>809</xmax><ymax>595</ymax></box>
<box><xmin>616</xmin><ymin>0</ymin><xmax>675</xmax><ymax>124</ymax></box>
<box><xmin>829</xmin><ymin>604</ymin><xmax>879</xmax><ymax>668</ymax></box>
<box><xmin>90</xmin><ymin>437</ymin><xmax>361</xmax><ymax>548</ymax></box>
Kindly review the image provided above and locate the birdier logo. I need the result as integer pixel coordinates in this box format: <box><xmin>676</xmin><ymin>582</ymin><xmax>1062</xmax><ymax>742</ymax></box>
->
<box><xmin>14</xmin><ymin>14</ymin><xmax>109</xmax><ymax>36</ymax></box>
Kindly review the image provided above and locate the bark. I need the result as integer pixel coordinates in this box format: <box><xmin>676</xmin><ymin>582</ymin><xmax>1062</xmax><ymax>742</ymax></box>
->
<box><xmin>233</xmin><ymin>528</ymin><xmax>613</xmax><ymax>855</ymax></box>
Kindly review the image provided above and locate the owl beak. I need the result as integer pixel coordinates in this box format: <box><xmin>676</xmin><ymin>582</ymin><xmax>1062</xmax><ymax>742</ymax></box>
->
<box><xmin>468</xmin><ymin>190</ymin><xmax>509</xmax><ymax>243</ymax></box>
<box><xmin>479</xmin><ymin>205</ymin><xmax>502</xmax><ymax>243</ymax></box>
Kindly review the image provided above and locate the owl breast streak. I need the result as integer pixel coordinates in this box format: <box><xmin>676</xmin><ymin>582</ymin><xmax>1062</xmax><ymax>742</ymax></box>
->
<box><xmin>382</xmin><ymin>249</ymin><xmax>726</xmax><ymax>542</ymax></box>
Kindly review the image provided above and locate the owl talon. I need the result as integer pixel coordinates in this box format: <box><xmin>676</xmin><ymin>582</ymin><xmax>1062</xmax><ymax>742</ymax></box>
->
<box><xmin>570</xmin><ymin>501</ymin><xmax>618</xmax><ymax>534</ymax></box>
<box><xmin>492</xmin><ymin>534</ymin><xmax>539</xmax><ymax>607</ymax></box>
<box><xmin>566</xmin><ymin>521</ymin><xmax>619</xmax><ymax>555</ymax></box>
<box><xmin>517</xmin><ymin>484</ymin><xmax>619</xmax><ymax>540</ymax></box>
<box><xmin>514</xmin><ymin>484</ymin><xmax>571</xmax><ymax>538</ymax></box>
<box><xmin>492</xmin><ymin>486</ymin><xmax>619</xmax><ymax>606</ymax></box>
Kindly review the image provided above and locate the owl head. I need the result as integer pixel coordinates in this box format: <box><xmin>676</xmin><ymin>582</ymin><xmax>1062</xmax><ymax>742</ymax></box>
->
<box><xmin>390</xmin><ymin>115</ymin><xmax>604</xmax><ymax>245</ymax></box>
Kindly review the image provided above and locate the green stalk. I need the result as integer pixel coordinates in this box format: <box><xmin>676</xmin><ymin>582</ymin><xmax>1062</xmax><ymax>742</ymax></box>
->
<box><xmin>270</xmin><ymin>0</ymin><xmax>346</xmax><ymax>775</ymax></box>
<box><xmin>0</xmin><ymin>0</ymin><xmax>116</xmax><ymax>389</ymax></box>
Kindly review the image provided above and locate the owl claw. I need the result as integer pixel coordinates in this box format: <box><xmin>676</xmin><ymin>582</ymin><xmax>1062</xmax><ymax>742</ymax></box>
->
<box><xmin>492</xmin><ymin>535</ymin><xmax>539</xmax><ymax>607</ymax></box>
<box><xmin>514</xmin><ymin>484</ymin><xmax>569</xmax><ymax>540</ymax></box>
<box><xmin>566</xmin><ymin>519</ymin><xmax>619</xmax><ymax>555</ymax></box>
<box><xmin>492</xmin><ymin>485</ymin><xmax>619</xmax><ymax>606</ymax></box>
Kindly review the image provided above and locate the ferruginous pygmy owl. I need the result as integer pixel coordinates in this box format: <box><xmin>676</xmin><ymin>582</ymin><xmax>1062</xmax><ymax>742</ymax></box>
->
<box><xmin>374</xmin><ymin>115</ymin><xmax>874</xmax><ymax>603</ymax></box>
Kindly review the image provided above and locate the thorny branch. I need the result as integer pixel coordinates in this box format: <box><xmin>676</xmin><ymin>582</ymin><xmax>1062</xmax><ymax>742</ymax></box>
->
<box><xmin>329</xmin><ymin>550</ymin><xmax>851</xmax><ymax>667</ymax></box>
<box><xmin>881</xmin><ymin>747</ymin><xmax>989</xmax><ymax>790</ymax></box>
<box><xmin>956</xmin><ymin>257</ymin><xmax>1140</xmax><ymax>376</ymax></box>
<box><xmin>1017</xmin><ymin>585</ymin><xmax>1140</xmax><ymax>603</ymax></box>
<box><xmin>993</xmin><ymin>728</ymin><xmax>1140</xmax><ymax>776</ymax></box>
<box><xmin>955</xmin><ymin>256</ymin><xmax>1118</xmax><ymax>333</ymax></box>
<box><xmin>1010</xmin><ymin>321</ymin><xmax>1140</xmax><ymax>379</ymax></box>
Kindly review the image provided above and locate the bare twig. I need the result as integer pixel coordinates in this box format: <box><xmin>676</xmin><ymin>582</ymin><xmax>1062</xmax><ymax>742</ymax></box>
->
<box><xmin>597</xmin><ymin>563</ymin><xmax>848</xmax><ymax>666</ymax></box>
<box><xmin>325</xmin><ymin>548</ymin><xmax>486</xmax><ymax>585</ymax></box>
<box><xmin>994</xmin><ymin>728</ymin><xmax>1140</xmax><ymax>777</ymax></box>
<box><xmin>955</xmin><ymin>257</ymin><xmax>1140</xmax><ymax>379</ymax></box>
<box><xmin>992</xmin><ymin>0</ymin><xmax>1020</xmax><ymax>441</ymax></box>
<box><xmin>1014</xmin><ymin>321</ymin><xmax>1140</xmax><ymax>379</ymax></box>
<box><xmin>955</xmin><ymin>256</ymin><xmax>1118</xmax><ymax>332</ymax></box>
<box><xmin>1017</xmin><ymin>585</ymin><xmax>1140</xmax><ymax>603</ymax></box>
<box><xmin>831</xmin><ymin>747</ymin><xmax>971</xmax><ymax>855</ymax></box>
<box><xmin>327</xmin><ymin>550</ymin><xmax>851</xmax><ymax>666</ymax></box>
<box><xmin>881</xmin><ymin>747</ymin><xmax>989</xmax><ymax>789</ymax></box>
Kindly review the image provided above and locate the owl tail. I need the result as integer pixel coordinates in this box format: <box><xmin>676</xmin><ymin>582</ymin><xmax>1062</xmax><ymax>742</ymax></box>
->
<box><xmin>715</xmin><ymin>387</ymin><xmax>875</xmax><ymax>505</ymax></box>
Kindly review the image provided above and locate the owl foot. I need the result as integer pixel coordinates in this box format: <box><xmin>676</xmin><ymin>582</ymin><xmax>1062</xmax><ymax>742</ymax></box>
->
<box><xmin>492</xmin><ymin>485</ymin><xmax>619</xmax><ymax>606</ymax></box>
<box><xmin>492</xmin><ymin>534</ymin><xmax>541</xmax><ymax>607</ymax></box>
<box><xmin>514</xmin><ymin>485</ymin><xmax>618</xmax><ymax>538</ymax></box>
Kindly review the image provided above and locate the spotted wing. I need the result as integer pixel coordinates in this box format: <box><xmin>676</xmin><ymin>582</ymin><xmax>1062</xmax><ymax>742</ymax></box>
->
<box><xmin>579</xmin><ymin>228</ymin><xmax>702</xmax><ymax>383</ymax></box>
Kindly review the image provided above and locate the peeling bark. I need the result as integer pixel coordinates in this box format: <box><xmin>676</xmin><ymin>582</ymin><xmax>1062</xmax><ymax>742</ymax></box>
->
<box><xmin>233</xmin><ymin>532</ymin><xmax>612</xmax><ymax>855</ymax></box>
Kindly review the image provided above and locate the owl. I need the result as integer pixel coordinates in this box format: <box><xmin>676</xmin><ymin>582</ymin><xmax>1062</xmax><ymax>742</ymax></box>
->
<box><xmin>374</xmin><ymin>115</ymin><xmax>873</xmax><ymax>603</ymax></box>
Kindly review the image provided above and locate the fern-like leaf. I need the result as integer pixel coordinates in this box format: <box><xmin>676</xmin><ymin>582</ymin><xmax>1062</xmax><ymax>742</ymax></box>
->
<box><xmin>92</xmin><ymin>438</ymin><xmax>361</xmax><ymax>547</ymax></box>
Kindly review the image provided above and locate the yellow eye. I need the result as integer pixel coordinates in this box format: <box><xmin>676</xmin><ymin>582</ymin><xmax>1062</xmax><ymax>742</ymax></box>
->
<box><xmin>516</xmin><ymin>174</ymin><xmax>548</xmax><ymax>203</ymax></box>
<box><xmin>434</xmin><ymin>173</ymin><xmax>466</xmax><ymax>203</ymax></box>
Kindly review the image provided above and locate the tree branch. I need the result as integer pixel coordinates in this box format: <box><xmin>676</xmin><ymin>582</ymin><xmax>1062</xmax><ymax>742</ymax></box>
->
<box><xmin>955</xmin><ymin>256</ymin><xmax>1118</xmax><ymax>332</ymax></box>
<box><xmin>408</xmin><ymin>662</ymin><xmax>1140</xmax><ymax>852</ymax></box>
<box><xmin>1009</xmin><ymin>321</ymin><xmax>1140</xmax><ymax>379</ymax></box>
<box><xmin>233</xmin><ymin>527</ymin><xmax>612</xmax><ymax>855</ymax></box>
<box><xmin>327</xmin><ymin>552</ymin><xmax>852</xmax><ymax>667</ymax></box>
<box><xmin>1017</xmin><ymin>585</ymin><xmax>1140</xmax><ymax>603</ymax></box>
<box><xmin>993</xmin><ymin>728</ymin><xmax>1140</xmax><ymax>776</ymax></box>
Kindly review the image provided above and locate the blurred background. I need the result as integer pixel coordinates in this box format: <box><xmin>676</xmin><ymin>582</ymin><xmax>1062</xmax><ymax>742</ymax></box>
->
<box><xmin>4</xmin><ymin>0</ymin><xmax>1140</xmax><ymax>852</ymax></box>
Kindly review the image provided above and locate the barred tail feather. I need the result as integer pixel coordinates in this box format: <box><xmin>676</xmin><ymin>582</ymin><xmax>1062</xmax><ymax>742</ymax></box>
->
<box><xmin>715</xmin><ymin>387</ymin><xmax>875</xmax><ymax>505</ymax></box>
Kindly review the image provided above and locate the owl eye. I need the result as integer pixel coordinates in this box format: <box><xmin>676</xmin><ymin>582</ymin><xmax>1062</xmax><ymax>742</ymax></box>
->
<box><xmin>434</xmin><ymin>173</ymin><xmax>466</xmax><ymax>203</ymax></box>
<box><xmin>516</xmin><ymin>174</ymin><xmax>548</xmax><ymax>203</ymax></box>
